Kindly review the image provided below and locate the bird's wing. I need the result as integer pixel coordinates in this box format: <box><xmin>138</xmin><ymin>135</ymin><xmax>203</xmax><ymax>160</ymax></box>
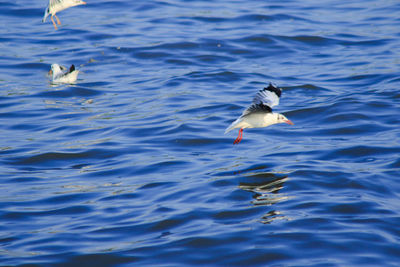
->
<box><xmin>241</xmin><ymin>83</ymin><xmax>281</xmax><ymax>116</ymax></box>
<box><xmin>59</xmin><ymin>65</ymin><xmax>68</xmax><ymax>72</ymax></box>
<box><xmin>252</xmin><ymin>83</ymin><xmax>281</xmax><ymax>108</ymax></box>
<box><xmin>49</xmin><ymin>0</ymin><xmax>63</xmax><ymax>6</ymax></box>
<box><xmin>242</xmin><ymin>103</ymin><xmax>272</xmax><ymax>116</ymax></box>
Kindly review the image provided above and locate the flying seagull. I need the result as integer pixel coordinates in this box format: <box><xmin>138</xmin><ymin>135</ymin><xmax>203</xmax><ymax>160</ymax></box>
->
<box><xmin>49</xmin><ymin>63</ymin><xmax>79</xmax><ymax>84</ymax></box>
<box><xmin>225</xmin><ymin>83</ymin><xmax>294</xmax><ymax>144</ymax></box>
<box><xmin>43</xmin><ymin>0</ymin><xmax>87</xmax><ymax>30</ymax></box>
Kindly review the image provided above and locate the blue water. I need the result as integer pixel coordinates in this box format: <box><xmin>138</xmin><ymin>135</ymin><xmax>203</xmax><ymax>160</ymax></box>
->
<box><xmin>1</xmin><ymin>0</ymin><xmax>400</xmax><ymax>266</ymax></box>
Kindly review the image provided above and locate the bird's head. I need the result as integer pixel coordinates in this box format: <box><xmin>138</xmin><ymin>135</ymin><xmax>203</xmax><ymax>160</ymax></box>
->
<box><xmin>49</xmin><ymin>64</ymin><xmax>64</xmax><ymax>78</ymax></box>
<box><xmin>277</xmin><ymin>114</ymin><xmax>294</xmax><ymax>125</ymax></box>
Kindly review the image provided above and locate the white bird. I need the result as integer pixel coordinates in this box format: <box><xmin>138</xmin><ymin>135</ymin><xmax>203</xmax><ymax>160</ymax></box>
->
<box><xmin>49</xmin><ymin>63</ymin><xmax>79</xmax><ymax>84</ymax></box>
<box><xmin>42</xmin><ymin>0</ymin><xmax>87</xmax><ymax>30</ymax></box>
<box><xmin>225</xmin><ymin>83</ymin><xmax>294</xmax><ymax>144</ymax></box>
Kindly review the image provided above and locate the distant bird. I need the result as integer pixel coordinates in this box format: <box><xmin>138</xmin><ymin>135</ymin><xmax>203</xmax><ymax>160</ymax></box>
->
<box><xmin>225</xmin><ymin>83</ymin><xmax>294</xmax><ymax>144</ymax></box>
<box><xmin>49</xmin><ymin>63</ymin><xmax>79</xmax><ymax>84</ymax></box>
<box><xmin>42</xmin><ymin>0</ymin><xmax>87</xmax><ymax>30</ymax></box>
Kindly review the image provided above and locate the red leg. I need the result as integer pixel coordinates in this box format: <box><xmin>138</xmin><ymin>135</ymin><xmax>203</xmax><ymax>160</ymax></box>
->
<box><xmin>233</xmin><ymin>128</ymin><xmax>243</xmax><ymax>144</ymax></box>
<box><xmin>54</xmin><ymin>14</ymin><xmax>61</xmax><ymax>25</ymax></box>
<box><xmin>51</xmin><ymin>16</ymin><xmax>58</xmax><ymax>30</ymax></box>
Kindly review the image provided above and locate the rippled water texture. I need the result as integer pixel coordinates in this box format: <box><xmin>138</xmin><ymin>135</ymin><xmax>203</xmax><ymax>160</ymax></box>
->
<box><xmin>1</xmin><ymin>0</ymin><xmax>400</xmax><ymax>266</ymax></box>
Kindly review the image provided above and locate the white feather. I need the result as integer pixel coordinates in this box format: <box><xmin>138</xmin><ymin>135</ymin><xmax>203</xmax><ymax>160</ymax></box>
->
<box><xmin>50</xmin><ymin>64</ymin><xmax>79</xmax><ymax>84</ymax></box>
<box><xmin>252</xmin><ymin>88</ymin><xmax>280</xmax><ymax>108</ymax></box>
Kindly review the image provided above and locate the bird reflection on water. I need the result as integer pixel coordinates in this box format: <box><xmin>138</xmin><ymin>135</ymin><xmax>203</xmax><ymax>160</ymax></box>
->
<box><xmin>238</xmin><ymin>170</ymin><xmax>290</xmax><ymax>224</ymax></box>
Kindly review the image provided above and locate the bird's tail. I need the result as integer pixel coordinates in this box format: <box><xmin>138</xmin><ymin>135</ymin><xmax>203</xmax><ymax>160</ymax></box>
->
<box><xmin>67</xmin><ymin>70</ymin><xmax>80</xmax><ymax>83</ymax></box>
<box><xmin>42</xmin><ymin>7</ymin><xmax>50</xmax><ymax>22</ymax></box>
<box><xmin>224</xmin><ymin>118</ymin><xmax>240</xmax><ymax>134</ymax></box>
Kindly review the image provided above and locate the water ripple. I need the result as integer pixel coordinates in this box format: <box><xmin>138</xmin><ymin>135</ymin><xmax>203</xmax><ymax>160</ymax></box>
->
<box><xmin>1</xmin><ymin>0</ymin><xmax>400</xmax><ymax>266</ymax></box>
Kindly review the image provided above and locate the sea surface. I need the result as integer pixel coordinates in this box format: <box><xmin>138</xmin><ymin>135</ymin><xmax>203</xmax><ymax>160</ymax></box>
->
<box><xmin>1</xmin><ymin>0</ymin><xmax>400</xmax><ymax>266</ymax></box>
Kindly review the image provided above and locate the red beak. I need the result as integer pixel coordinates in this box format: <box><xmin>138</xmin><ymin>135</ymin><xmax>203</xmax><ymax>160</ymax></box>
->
<box><xmin>285</xmin><ymin>120</ymin><xmax>294</xmax><ymax>125</ymax></box>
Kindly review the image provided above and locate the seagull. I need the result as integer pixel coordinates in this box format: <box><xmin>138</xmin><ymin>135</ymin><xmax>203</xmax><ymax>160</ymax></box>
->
<box><xmin>225</xmin><ymin>83</ymin><xmax>294</xmax><ymax>144</ymax></box>
<box><xmin>49</xmin><ymin>63</ymin><xmax>79</xmax><ymax>84</ymax></box>
<box><xmin>42</xmin><ymin>0</ymin><xmax>87</xmax><ymax>30</ymax></box>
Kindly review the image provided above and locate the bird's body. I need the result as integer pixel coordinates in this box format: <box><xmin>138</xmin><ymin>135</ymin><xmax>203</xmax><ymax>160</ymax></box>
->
<box><xmin>225</xmin><ymin>83</ymin><xmax>293</xmax><ymax>144</ymax></box>
<box><xmin>43</xmin><ymin>0</ymin><xmax>86</xmax><ymax>30</ymax></box>
<box><xmin>226</xmin><ymin>112</ymin><xmax>281</xmax><ymax>132</ymax></box>
<box><xmin>49</xmin><ymin>63</ymin><xmax>79</xmax><ymax>84</ymax></box>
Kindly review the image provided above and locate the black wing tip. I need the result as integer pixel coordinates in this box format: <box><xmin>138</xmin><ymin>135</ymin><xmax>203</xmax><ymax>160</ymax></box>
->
<box><xmin>69</xmin><ymin>64</ymin><xmax>75</xmax><ymax>73</ymax></box>
<box><xmin>263</xmin><ymin>82</ymin><xmax>282</xmax><ymax>97</ymax></box>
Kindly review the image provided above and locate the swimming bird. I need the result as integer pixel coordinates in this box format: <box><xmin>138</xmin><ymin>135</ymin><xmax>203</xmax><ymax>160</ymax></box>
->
<box><xmin>42</xmin><ymin>0</ymin><xmax>87</xmax><ymax>30</ymax></box>
<box><xmin>225</xmin><ymin>83</ymin><xmax>294</xmax><ymax>144</ymax></box>
<box><xmin>49</xmin><ymin>63</ymin><xmax>79</xmax><ymax>84</ymax></box>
